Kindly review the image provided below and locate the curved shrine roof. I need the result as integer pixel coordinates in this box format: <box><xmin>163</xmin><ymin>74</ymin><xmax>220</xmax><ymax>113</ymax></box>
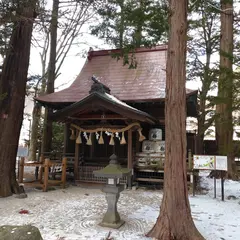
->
<box><xmin>37</xmin><ymin>45</ymin><xmax>197</xmax><ymax>106</ymax></box>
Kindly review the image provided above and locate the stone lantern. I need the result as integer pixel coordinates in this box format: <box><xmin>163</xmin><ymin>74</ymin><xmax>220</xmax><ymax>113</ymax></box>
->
<box><xmin>93</xmin><ymin>154</ymin><xmax>131</xmax><ymax>229</ymax></box>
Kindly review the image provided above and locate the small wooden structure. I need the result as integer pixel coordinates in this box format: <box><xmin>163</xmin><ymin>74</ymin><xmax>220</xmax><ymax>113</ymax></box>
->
<box><xmin>36</xmin><ymin>45</ymin><xmax>198</xmax><ymax>186</ymax></box>
<box><xmin>18</xmin><ymin>157</ymin><xmax>67</xmax><ymax>192</ymax></box>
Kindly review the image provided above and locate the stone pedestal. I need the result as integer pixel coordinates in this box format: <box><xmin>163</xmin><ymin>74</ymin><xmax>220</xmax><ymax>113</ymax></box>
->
<box><xmin>100</xmin><ymin>185</ymin><xmax>125</xmax><ymax>229</ymax></box>
<box><xmin>93</xmin><ymin>154</ymin><xmax>131</xmax><ymax>229</ymax></box>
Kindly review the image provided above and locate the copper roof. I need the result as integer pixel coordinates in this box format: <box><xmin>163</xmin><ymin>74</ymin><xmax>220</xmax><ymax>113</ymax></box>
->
<box><xmin>37</xmin><ymin>45</ymin><xmax>196</xmax><ymax>105</ymax></box>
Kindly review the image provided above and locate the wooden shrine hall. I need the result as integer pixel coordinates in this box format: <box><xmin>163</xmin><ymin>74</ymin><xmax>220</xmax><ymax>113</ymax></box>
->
<box><xmin>36</xmin><ymin>45</ymin><xmax>198</xmax><ymax>186</ymax></box>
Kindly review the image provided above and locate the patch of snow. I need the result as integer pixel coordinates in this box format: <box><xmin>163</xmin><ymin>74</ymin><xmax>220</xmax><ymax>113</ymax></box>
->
<box><xmin>130</xmin><ymin>206</ymin><xmax>159</xmax><ymax>222</ymax></box>
<box><xmin>105</xmin><ymin>93</ymin><xmax>148</xmax><ymax>116</ymax></box>
<box><xmin>105</xmin><ymin>93</ymin><xmax>136</xmax><ymax>111</ymax></box>
<box><xmin>199</xmin><ymin>170</ymin><xmax>240</xmax><ymax>199</ymax></box>
<box><xmin>0</xmin><ymin>176</ymin><xmax>239</xmax><ymax>240</ymax></box>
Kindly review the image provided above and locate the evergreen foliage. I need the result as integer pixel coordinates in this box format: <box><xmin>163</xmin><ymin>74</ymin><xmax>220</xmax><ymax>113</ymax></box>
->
<box><xmin>91</xmin><ymin>0</ymin><xmax>168</xmax><ymax>66</ymax></box>
<box><xmin>187</xmin><ymin>0</ymin><xmax>221</xmax><ymax>152</ymax></box>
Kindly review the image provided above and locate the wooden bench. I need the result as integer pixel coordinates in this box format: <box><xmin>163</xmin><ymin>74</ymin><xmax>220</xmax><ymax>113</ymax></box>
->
<box><xmin>18</xmin><ymin>157</ymin><xmax>67</xmax><ymax>192</ymax></box>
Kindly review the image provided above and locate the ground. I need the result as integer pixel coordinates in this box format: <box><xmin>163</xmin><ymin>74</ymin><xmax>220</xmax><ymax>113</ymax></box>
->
<box><xmin>0</xmin><ymin>173</ymin><xmax>239</xmax><ymax>240</ymax></box>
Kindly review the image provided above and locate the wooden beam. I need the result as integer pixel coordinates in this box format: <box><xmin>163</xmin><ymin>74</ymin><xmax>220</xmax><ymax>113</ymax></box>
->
<box><xmin>158</xmin><ymin>118</ymin><xmax>165</xmax><ymax>124</ymax></box>
<box><xmin>75</xmin><ymin>124</ymin><xmax>127</xmax><ymax>129</ymax></box>
<box><xmin>69</xmin><ymin>114</ymin><xmax>127</xmax><ymax>120</ymax></box>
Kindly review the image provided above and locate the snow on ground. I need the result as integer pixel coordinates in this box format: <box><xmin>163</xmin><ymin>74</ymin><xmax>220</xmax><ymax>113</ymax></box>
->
<box><xmin>0</xmin><ymin>174</ymin><xmax>239</xmax><ymax>240</ymax></box>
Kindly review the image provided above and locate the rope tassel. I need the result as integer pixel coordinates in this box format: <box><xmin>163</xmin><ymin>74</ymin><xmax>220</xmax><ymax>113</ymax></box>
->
<box><xmin>138</xmin><ymin>128</ymin><xmax>146</xmax><ymax>142</ymax></box>
<box><xmin>86</xmin><ymin>133</ymin><xmax>92</xmax><ymax>145</ymax></box>
<box><xmin>120</xmin><ymin>132</ymin><xmax>126</xmax><ymax>145</ymax></box>
<box><xmin>70</xmin><ymin>129</ymin><xmax>76</xmax><ymax>140</ymax></box>
<box><xmin>76</xmin><ymin>131</ymin><xmax>82</xmax><ymax>144</ymax></box>
<box><xmin>98</xmin><ymin>131</ymin><xmax>104</xmax><ymax>144</ymax></box>
<box><xmin>109</xmin><ymin>134</ymin><xmax>115</xmax><ymax>145</ymax></box>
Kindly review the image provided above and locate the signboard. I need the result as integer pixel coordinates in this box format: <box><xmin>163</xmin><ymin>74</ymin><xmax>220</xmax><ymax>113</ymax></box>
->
<box><xmin>192</xmin><ymin>155</ymin><xmax>227</xmax><ymax>201</ymax></box>
<box><xmin>193</xmin><ymin>155</ymin><xmax>215</xmax><ymax>170</ymax></box>
<box><xmin>215</xmin><ymin>156</ymin><xmax>228</xmax><ymax>171</ymax></box>
<box><xmin>193</xmin><ymin>155</ymin><xmax>228</xmax><ymax>171</ymax></box>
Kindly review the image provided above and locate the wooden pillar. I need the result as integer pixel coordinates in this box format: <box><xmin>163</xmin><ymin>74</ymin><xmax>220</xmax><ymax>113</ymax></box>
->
<box><xmin>38</xmin><ymin>154</ymin><xmax>44</xmax><ymax>182</ymax></box>
<box><xmin>19</xmin><ymin>157</ymin><xmax>25</xmax><ymax>183</ymax></box>
<box><xmin>74</xmin><ymin>139</ymin><xmax>80</xmax><ymax>181</ymax></box>
<box><xmin>188</xmin><ymin>149</ymin><xmax>192</xmax><ymax>170</ymax></box>
<box><xmin>43</xmin><ymin>158</ymin><xmax>50</xmax><ymax>192</ymax></box>
<box><xmin>127</xmin><ymin>129</ymin><xmax>133</xmax><ymax>188</ymax></box>
<box><xmin>61</xmin><ymin>157</ymin><xmax>67</xmax><ymax>188</ymax></box>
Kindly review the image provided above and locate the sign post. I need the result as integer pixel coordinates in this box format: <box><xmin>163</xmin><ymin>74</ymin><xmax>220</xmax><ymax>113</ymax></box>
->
<box><xmin>192</xmin><ymin>170</ymin><xmax>196</xmax><ymax>197</ymax></box>
<box><xmin>193</xmin><ymin>155</ymin><xmax>227</xmax><ymax>201</ymax></box>
<box><xmin>214</xmin><ymin>177</ymin><xmax>216</xmax><ymax>199</ymax></box>
<box><xmin>221</xmin><ymin>170</ymin><xmax>225</xmax><ymax>201</ymax></box>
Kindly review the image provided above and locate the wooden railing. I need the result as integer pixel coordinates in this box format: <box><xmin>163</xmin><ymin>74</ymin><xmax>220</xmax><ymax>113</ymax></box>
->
<box><xmin>18</xmin><ymin>157</ymin><xmax>67</xmax><ymax>192</ymax></box>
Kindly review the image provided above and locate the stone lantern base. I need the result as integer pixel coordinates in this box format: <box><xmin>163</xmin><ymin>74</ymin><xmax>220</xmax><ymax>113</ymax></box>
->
<box><xmin>100</xmin><ymin>219</ymin><xmax>125</xmax><ymax>229</ymax></box>
<box><xmin>93</xmin><ymin>154</ymin><xmax>131</xmax><ymax>229</ymax></box>
<box><xmin>99</xmin><ymin>185</ymin><xmax>125</xmax><ymax>229</ymax></box>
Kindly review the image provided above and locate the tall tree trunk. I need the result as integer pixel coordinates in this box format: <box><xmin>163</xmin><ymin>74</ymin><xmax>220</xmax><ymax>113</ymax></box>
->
<box><xmin>134</xmin><ymin>0</ymin><xmax>144</xmax><ymax>48</ymax></box>
<box><xmin>195</xmin><ymin>133</ymin><xmax>204</xmax><ymax>155</ymax></box>
<box><xmin>42</xmin><ymin>0</ymin><xmax>59</xmax><ymax>153</ymax></box>
<box><xmin>197</xmin><ymin>34</ymin><xmax>212</xmax><ymax>155</ymax></box>
<box><xmin>0</xmin><ymin>0</ymin><xmax>37</xmax><ymax>197</ymax></box>
<box><xmin>119</xmin><ymin>0</ymin><xmax>124</xmax><ymax>49</ymax></box>
<box><xmin>147</xmin><ymin>0</ymin><xmax>204</xmax><ymax>239</ymax></box>
<box><xmin>29</xmin><ymin>73</ymin><xmax>47</xmax><ymax>161</ymax></box>
<box><xmin>28</xmin><ymin>102</ymin><xmax>41</xmax><ymax>161</ymax></box>
<box><xmin>215</xmin><ymin>0</ymin><xmax>235</xmax><ymax>178</ymax></box>
<box><xmin>29</xmin><ymin>32</ymin><xmax>48</xmax><ymax>161</ymax></box>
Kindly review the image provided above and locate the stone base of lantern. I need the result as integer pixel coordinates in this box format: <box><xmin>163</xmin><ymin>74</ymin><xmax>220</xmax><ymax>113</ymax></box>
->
<box><xmin>99</xmin><ymin>219</ymin><xmax>125</xmax><ymax>229</ymax></box>
<box><xmin>99</xmin><ymin>185</ymin><xmax>125</xmax><ymax>229</ymax></box>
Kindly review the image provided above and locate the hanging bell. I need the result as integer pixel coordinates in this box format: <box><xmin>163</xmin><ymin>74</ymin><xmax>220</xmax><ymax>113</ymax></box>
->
<box><xmin>138</xmin><ymin>128</ymin><xmax>146</xmax><ymax>142</ymax></box>
<box><xmin>98</xmin><ymin>131</ymin><xmax>104</xmax><ymax>144</ymax></box>
<box><xmin>120</xmin><ymin>132</ymin><xmax>126</xmax><ymax>145</ymax></box>
<box><xmin>76</xmin><ymin>131</ymin><xmax>82</xmax><ymax>144</ymax></box>
<box><xmin>70</xmin><ymin>129</ymin><xmax>76</xmax><ymax>140</ymax></box>
<box><xmin>109</xmin><ymin>134</ymin><xmax>115</xmax><ymax>145</ymax></box>
<box><xmin>86</xmin><ymin>133</ymin><xmax>92</xmax><ymax>145</ymax></box>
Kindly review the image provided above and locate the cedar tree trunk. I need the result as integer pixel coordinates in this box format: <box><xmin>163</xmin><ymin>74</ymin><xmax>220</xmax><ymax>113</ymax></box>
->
<box><xmin>29</xmin><ymin>46</ymin><xmax>47</xmax><ymax>161</ymax></box>
<box><xmin>42</xmin><ymin>0</ymin><xmax>59</xmax><ymax>153</ymax></box>
<box><xmin>28</xmin><ymin>102</ymin><xmax>41</xmax><ymax>161</ymax></box>
<box><xmin>146</xmin><ymin>0</ymin><xmax>204</xmax><ymax>239</ymax></box>
<box><xmin>0</xmin><ymin>1</ymin><xmax>37</xmax><ymax>197</ymax></box>
<box><xmin>215</xmin><ymin>0</ymin><xmax>235</xmax><ymax>178</ymax></box>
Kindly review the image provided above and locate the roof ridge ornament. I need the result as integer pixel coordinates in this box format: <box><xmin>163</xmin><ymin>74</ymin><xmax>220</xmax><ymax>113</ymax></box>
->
<box><xmin>89</xmin><ymin>75</ymin><xmax>111</xmax><ymax>94</ymax></box>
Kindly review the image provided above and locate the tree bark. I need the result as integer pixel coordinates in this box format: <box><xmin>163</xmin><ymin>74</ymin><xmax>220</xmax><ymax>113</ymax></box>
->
<box><xmin>195</xmin><ymin>133</ymin><xmax>204</xmax><ymax>155</ymax></box>
<box><xmin>215</xmin><ymin>0</ymin><xmax>235</xmax><ymax>178</ymax></box>
<box><xmin>147</xmin><ymin>0</ymin><xmax>204</xmax><ymax>239</ymax></box>
<box><xmin>29</xmin><ymin>67</ymin><xmax>47</xmax><ymax>161</ymax></box>
<box><xmin>28</xmin><ymin>102</ymin><xmax>41</xmax><ymax>161</ymax></box>
<box><xmin>134</xmin><ymin>0</ymin><xmax>144</xmax><ymax>48</ymax></box>
<box><xmin>42</xmin><ymin>0</ymin><xmax>59</xmax><ymax>153</ymax></box>
<box><xmin>0</xmin><ymin>0</ymin><xmax>37</xmax><ymax>197</ymax></box>
<box><xmin>29</xmin><ymin>26</ymin><xmax>49</xmax><ymax>161</ymax></box>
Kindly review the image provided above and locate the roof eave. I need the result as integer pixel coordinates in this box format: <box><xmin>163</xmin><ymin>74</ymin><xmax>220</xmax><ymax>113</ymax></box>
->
<box><xmin>51</xmin><ymin>92</ymin><xmax>156</xmax><ymax>124</ymax></box>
